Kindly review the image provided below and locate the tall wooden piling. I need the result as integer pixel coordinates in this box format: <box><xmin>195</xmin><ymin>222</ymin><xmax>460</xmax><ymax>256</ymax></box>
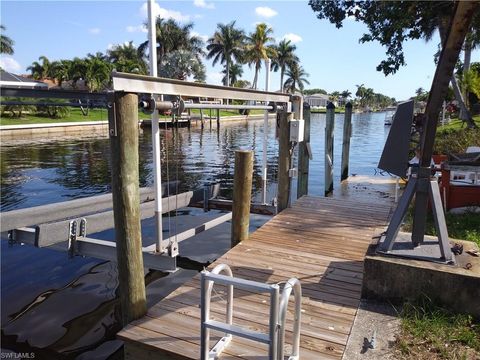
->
<box><xmin>231</xmin><ymin>150</ymin><xmax>254</xmax><ymax>247</ymax></box>
<box><xmin>216</xmin><ymin>108</ymin><xmax>220</xmax><ymax>128</ymax></box>
<box><xmin>325</xmin><ymin>102</ymin><xmax>335</xmax><ymax>196</ymax></box>
<box><xmin>341</xmin><ymin>102</ymin><xmax>353</xmax><ymax>181</ymax></box>
<box><xmin>297</xmin><ymin>103</ymin><xmax>311</xmax><ymax>199</ymax></box>
<box><xmin>278</xmin><ymin>110</ymin><xmax>293</xmax><ymax>212</ymax></box>
<box><xmin>109</xmin><ymin>92</ymin><xmax>147</xmax><ymax>325</ymax></box>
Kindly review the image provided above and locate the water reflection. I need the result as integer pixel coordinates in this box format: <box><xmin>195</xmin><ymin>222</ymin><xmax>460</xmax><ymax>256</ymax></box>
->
<box><xmin>1</xmin><ymin>113</ymin><xmax>388</xmax><ymax>358</ymax></box>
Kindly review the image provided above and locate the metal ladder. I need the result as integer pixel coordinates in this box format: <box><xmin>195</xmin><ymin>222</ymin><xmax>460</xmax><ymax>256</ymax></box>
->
<box><xmin>200</xmin><ymin>264</ymin><xmax>302</xmax><ymax>360</ymax></box>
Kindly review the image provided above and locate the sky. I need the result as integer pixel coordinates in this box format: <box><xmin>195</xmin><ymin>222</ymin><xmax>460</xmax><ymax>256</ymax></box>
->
<box><xmin>1</xmin><ymin>0</ymin><xmax>478</xmax><ymax>101</ymax></box>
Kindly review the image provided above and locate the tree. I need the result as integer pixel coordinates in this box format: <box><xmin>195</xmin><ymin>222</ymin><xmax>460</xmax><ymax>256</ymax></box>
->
<box><xmin>27</xmin><ymin>56</ymin><xmax>52</xmax><ymax>80</ymax></box>
<box><xmin>245</xmin><ymin>23</ymin><xmax>276</xmax><ymax>89</ymax></box>
<box><xmin>139</xmin><ymin>18</ymin><xmax>205</xmax><ymax>74</ymax></box>
<box><xmin>49</xmin><ymin>59</ymin><xmax>72</xmax><ymax>87</ymax></box>
<box><xmin>304</xmin><ymin>88</ymin><xmax>327</xmax><ymax>95</ymax></box>
<box><xmin>206</xmin><ymin>21</ymin><xmax>245</xmax><ymax>86</ymax></box>
<box><xmin>222</xmin><ymin>63</ymin><xmax>243</xmax><ymax>86</ymax></box>
<box><xmin>0</xmin><ymin>25</ymin><xmax>14</xmax><ymax>55</ymax></box>
<box><xmin>284</xmin><ymin>62</ymin><xmax>310</xmax><ymax>94</ymax></box>
<box><xmin>108</xmin><ymin>41</ymin><xmax>147</xmax><ymax>74</ymax></box>
<box><xmin>159</xmin><ymin>50</ymin><xmax>206</xmax><ymax>82</ymax></box>
<box><xmin>341</xmin><ymin>90</ymin><xmax>352</xmax><ymax>99</ymax></box>
<box><xmin>271</xmin><ymin>39</ymin><xmax>299</xmax><ymax>92</ymax></box>
<box><xmin>84</xmin><ymin>55</ymin><xmax>112</xmax><ymax>91</ymax></box>
<box><xmin>309</xmin><ymin>1</ymin><xmax>480</xmax><ymax>127</ymax></box>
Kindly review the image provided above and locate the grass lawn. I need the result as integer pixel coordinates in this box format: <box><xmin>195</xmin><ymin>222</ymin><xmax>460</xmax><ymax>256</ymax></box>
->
<box><xmin>0</xmin><ymin>107</ymin><xmax>265</xmax><ymax>126</ymax></box>
<box><xmin>395</xmin><ymin>298</ymin><xmax>480</xmax><ymax>360</ymax></box>
<box><xmin>403</xmin><ymin>206</ymin><xmax>480</xmax><ymax>247</ymax></box>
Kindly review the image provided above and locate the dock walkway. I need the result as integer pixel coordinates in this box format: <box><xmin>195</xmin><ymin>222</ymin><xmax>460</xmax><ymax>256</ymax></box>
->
<box><xmin>118</xmin><ymin>195</ymin><xmax>392</xmax><ymax>359</ymax></box>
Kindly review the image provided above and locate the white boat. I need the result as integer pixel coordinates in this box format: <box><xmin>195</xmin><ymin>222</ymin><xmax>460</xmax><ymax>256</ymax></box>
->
<box><xmin>384</xmin><ymin>106</ymin><xmax>396</xmax><ymax>125</ymax></box>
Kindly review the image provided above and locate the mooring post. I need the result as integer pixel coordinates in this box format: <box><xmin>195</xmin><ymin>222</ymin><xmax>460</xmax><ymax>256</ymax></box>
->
<box><xmin>216</xmin><ymin>108</ymin><xmax>220</xmax><ymax>128</ymax></box>
<box><xmin>231</xmin><ymin>150</ymin><xmax>254</xmax><ymax>247</ymax></box>
<box><xmin>341</xmin><ymin>102</ymin><xmax>353</xmax><ymax>181</ymax></box>
<box><xmin>297</xmin><ymin>102</ymin><xmax>311</xmax><ymax>199</ymax></box>
<box><xmin>278</xmin><ymin>110</ymin><xmax>293</xmax><ymax>211</ymax></box>
<box><xmin>200</xmin><ymin>108</ymin><xmax>205</xmax><ymax>129</ymax></box>
<box><xmin>108</xmin><ymin>92</ymin><xmax>147</xmax><ymax>326</ymax></box>
<box><xmin>325</xmin><ymin>102</ymin><xmax>335</xmax><ymax>196</ymax></box>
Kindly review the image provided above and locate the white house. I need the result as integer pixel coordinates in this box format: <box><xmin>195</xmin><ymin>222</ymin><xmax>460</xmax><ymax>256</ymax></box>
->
<box><xmin>0</xmin><ymin>70</ymin><xmax>48</xmax><ymax>89</ymax></box>
<box><xmin>304</xmin><ymin>93</ymin><xmax>330</xmax><ymax>108</ymax></box>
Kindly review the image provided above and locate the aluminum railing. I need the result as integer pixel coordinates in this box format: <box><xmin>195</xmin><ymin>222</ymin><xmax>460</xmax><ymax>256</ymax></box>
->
<box><xmin>200</xmin><ymin>264</ymin><xmax>302</xmax><ymax>360</ymax></box>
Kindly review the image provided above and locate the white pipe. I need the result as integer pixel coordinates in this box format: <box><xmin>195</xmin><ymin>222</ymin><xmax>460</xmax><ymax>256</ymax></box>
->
<box><xmin>148</xmin><ymin>0</ymin><xmax>164</xmax><ymax>253</ymax></box>
<box><xmin>262</xmin><ymin>58</ymin><xmax>271</xmax><ymax>204</ymax></box>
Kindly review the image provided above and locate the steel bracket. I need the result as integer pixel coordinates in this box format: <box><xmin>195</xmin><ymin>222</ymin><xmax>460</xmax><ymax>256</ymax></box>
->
<box><xmin>107</xmin><ymin>93</ymin><xmax>117</xmax><ymax>137</ymax></box>
<box><xmin>68</xmin><ymin>218</ymin><xmax>87</xmax><ymax>258</ymax></box>
<box><xmin>168</xmin><ymin>239</ymin><xmax>179</xmax><ymax>257</ymax></box>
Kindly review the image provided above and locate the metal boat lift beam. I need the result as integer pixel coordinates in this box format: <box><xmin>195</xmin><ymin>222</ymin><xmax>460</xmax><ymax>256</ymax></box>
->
<box><xmin>112</xmin><ymin>72</ymin><xmax>291</xmax><ymax>103</ymax></box>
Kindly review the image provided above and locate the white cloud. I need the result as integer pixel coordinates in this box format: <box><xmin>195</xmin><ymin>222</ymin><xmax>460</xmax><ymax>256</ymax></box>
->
<box><xmin>283</xmin><ymin>33</ymin><xmax>303</xmax><ymax>44</ymax></box>
<box><xmin>191</xmin><ymin>31</ymin><xmax>209</xmax><ymax>43</ymax></box>
<box><xmin>0</xmin><ymin>57</ymin><xmax>21</xmax><ymax>73</ymax></box>
<box><xmin>140</xmin><ymin>2</ymin><xmax>190</xmax><ymax>22</ymax></box>
<box><xmin>89</xmin><ymin>27</ymin><xmax>101</xmax><ymax>35</ymax></box>
<box><xmin>126</xmin><ymin>25</ymin><xmax>147</xmax><ymax>33</ymax></box>
<box><xmin>255</xmin><ymin>6</ymin><xmax>278</xmax><ymax>18</ymax></box>
<box><xmin>193</xmin><ymin>0</ymin><xmax>215</xmax><ymax>9</ymax></box>
<box><xmin>207</xmin><ymin>71</ymin><xmax>223</xmax><ymax>85</ymax></box>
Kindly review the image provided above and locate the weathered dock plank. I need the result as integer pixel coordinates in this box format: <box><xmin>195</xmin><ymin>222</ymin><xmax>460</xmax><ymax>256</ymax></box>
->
<box><xmin>118</xmin><ymin>195</ymin><xmax>391</xmax><ymax>359</ymax></box>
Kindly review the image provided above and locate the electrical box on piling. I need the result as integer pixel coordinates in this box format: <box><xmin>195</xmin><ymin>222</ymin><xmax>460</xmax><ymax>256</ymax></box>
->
<box><xmin>289</xmin><ymin>119</ymin><xmax>304</xmax><ymax>143</ymax></box>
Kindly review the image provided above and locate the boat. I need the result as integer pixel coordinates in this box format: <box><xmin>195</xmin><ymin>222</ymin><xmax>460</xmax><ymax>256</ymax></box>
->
<box><xmin>384</xmin><ymin>106</ymin><xmax>397</xmax><ymax>125</ymax></box>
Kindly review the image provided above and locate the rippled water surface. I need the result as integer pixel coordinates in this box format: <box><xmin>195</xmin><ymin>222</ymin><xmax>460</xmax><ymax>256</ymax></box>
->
<box><xmin>1</xmin><ymin>113</ymin><xmax>389</xmax><ymax>358</ymax></box>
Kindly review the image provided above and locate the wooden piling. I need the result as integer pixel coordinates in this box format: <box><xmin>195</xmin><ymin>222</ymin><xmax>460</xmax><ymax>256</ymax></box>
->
<box><xmin>216</xmin><ymin>108</ymin><xmax>220</xmax><ymax>128</ymax></box>
<box><xmin>278</xmin><ymin>110</ymin><xmax>293</xmax><ymax>211</ymax></box>
<box><xmin>325</xmin><ymin>102</ymin><xmax>335</xmax><ymax>196</ymax></box>
<box><xmin>341</xmin><ymin>102</ymin><xmax>353</xmax><ymax>181</ymax></box>
<box><xmin>231</xmin><ymin>150</ymin><xmax>254</xmax><ymax>247</ymax></box>
<box><xmin>109</xmin><ymin>92</ymin><xmax>146</xmax><ymax>325</ymax></box>
<box><xmin>297</xmin><ymin>103</ymin><xmax>311</xmax><ymax>199</ymax></box>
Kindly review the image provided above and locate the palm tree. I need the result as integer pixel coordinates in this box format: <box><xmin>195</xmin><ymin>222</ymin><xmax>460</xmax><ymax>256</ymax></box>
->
<box><xmin>27</xmin><ymin>56</ymin><xmax>52</xmax><ymax>80</ymax></box>
<box><xmin>341</xmin><ymin>90</ymin><xmax>352</xmax><ymax>99</ymax></box>
<box><xmin>84</xmin><ymin>56</ymin><xmax>112</xmax><ymax>91</ymax></box>
<box><xmin>139</xmin><ymin>18</ymin><xmax>205</xmax><ymax>74</ymax></box>
<box><xmin>108</xmin><ymin>41</ymin><xmax>147</xmax><ymax>74</ymax></box>
<box><xmin>49</xmin><ymin>59</ymin><xmax>72</xmax><ymax>87</ymax></box>
<box><xmin>271</xmin><ymin>39</ymin><xmax>298</xmax><ymax>92</ymax></box>
<box><xmin>222</xmin><ymin>63</ymin><xmax>243</xmax><ymax>86</ymax></box>
<box><xmin>0</xmin><ymin>25</ymin><xmax>14</xmax><ymax>55</ymax></box>
<box><xmin>207</xmin><ymin>21</ymin><xmax>245</xmax><ymax>86</ymax></box>
<box><xmin>283</xmin><ymin>63</ymin><xmax>310</xmax><ymax>94</ymax></box>
<box><xmin>245</xmin><ymin>23</ymin><xmax>276</xmax><ymax>89</ymax></box>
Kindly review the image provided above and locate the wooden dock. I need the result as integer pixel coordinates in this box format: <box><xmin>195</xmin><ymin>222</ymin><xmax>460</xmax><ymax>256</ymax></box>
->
<box><xmin>118</xmin><ymin>196</ymin><xmax>392</xmax><ymax>359</ymax></box>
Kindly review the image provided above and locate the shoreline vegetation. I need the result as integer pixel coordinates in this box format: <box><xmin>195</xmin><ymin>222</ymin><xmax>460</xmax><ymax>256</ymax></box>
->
<box><xmin>0</xmin><ymin>108</ymin><xmax>266</xmax><ymax>126</ymax></box>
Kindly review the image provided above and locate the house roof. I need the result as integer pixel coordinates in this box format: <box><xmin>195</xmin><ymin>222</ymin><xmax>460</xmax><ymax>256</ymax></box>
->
<box><xmin>0</xmin><ymin>70</ymin><xmax>48</xmax><ymax>88</ymax></box>
<box><xmin>304</xmin><ymin>93</ymin><xmax>330</xmax><ymax>100</ymax></box>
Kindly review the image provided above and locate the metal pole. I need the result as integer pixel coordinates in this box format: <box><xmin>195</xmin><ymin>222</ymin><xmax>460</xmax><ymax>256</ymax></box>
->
<box><xmin>148</xmin><ymin>0</ymin><xmax>164</xmax><ymax>253</ymax></box>
<box><xmin>262</xmin><ymin>58</ymin><xmax>271</xmax><ymax>204</ymax></box>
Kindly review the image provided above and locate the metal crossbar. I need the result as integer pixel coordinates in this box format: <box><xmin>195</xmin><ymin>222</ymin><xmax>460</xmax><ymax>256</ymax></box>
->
<box><xmin>112</xmin><ymin>72</ymin><xmax>291</xmax><ymax>103</ymax></box>
<box><xmin>200</xmin><ymin>264</ymin><xmax>302</xmax><ymax>360</ymax></box>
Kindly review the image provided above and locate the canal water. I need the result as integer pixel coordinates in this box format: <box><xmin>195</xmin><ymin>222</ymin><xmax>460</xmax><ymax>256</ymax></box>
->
<box><xmin>1</xmin><ymin>112</ymin><xmax>390</xmax><ymax>359</ymax></box>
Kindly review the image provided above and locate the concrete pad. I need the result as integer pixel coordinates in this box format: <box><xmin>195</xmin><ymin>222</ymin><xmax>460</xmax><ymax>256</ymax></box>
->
<box><xmin>343</xmin><ymin>300</ymin><xmax>400</xmax><ymax>360</ymax></box>
<box><xmin>363</xmin><ymin>234</ymin><xmax>480</xmax><ymax>317</ymax></box>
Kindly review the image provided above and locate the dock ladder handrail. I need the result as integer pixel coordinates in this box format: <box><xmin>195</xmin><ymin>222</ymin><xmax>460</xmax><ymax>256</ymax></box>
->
<box><xmin>200</xmin><ymin>264</ymin><xmax>302</xmax><ymax>360</ymax></box>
